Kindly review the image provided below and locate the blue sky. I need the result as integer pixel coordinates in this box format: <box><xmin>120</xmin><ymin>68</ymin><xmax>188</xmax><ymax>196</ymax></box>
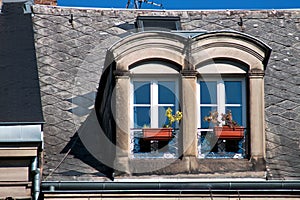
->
<box><xmin>58</xmin><ymin>0</ymin><xmax>300</xmax><ymax>10</ymax></box>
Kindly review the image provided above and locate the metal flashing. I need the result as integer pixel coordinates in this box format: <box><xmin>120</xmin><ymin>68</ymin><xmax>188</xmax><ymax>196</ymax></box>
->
<box><xmin>0</xmin><ymin>125</ymin><xmax>43</xmax><ymax>142</ymax></box>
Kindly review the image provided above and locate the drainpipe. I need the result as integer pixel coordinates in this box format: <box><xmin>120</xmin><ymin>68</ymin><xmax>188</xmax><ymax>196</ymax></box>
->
<box><xmin>31</xmin><ymin>157</ymin><xmax>40</xmax><ymax>200</ymax></box>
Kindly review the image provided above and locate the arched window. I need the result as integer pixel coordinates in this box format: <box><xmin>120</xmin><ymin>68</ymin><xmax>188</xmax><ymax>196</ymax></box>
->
<box><xmin>129</xmin><ymin>61</ymin><xmax>180</xmax><ymax>158</ymax></box>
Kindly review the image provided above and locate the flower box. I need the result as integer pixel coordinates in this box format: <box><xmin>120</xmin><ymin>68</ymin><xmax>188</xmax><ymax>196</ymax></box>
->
<box><xmin>213</xmin><ymin>125</ymin><xmax>244</xmax><ymax>139</ymax></box>
<box><xmin>143</xmin><ymin>128</ymin><xmax>173</xmax><ymax>141</ymax></box>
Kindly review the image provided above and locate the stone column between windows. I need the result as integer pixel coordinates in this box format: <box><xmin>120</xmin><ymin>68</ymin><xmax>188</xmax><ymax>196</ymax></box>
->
<box><xmin>114</xmin><ymin>72</ymin><xmax>130</xmax><ymax>175</ymax></box>
<box><xmin>181</xmin><ymin>71</ymin><xmax>198</xmax><ymax>158</ymax></box>
<box><xmin>249</xmin><ymin>69</ymin><xmax>266</xmax><ymax>166</ymax></box>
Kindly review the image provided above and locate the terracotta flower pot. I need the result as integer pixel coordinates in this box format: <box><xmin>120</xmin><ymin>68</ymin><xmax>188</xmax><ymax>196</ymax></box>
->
<box><xmin>143</xmin><ymin>128</ymin><xmax>173</xmax><ymax>141</ymax></box>
<box><xmin>213</xmin><ymin>125</ymin><xmax>244</xmax><ymax>139</ymax></box>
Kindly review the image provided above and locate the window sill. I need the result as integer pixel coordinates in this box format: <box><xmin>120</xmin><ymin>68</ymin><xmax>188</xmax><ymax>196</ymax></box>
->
<box><xmin>127</xmin><ymin>157</ymin><xmax>265</xmax><ymax>177</ymax></box>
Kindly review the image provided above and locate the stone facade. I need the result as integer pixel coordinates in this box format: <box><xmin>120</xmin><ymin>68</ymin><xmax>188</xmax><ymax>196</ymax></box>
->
<box><xmin>32</xmin><ymin>5</ymin><xmax>300</xmax><ymax>181</ymax></box>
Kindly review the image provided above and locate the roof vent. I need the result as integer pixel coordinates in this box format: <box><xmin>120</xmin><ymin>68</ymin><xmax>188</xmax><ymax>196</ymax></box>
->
<box><xmin>136</xmin><ymin>16</ymin><xmax>181</xmax><ymax>32</ymax></box>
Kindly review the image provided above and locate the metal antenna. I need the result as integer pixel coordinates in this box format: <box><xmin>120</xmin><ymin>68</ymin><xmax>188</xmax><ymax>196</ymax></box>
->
<box><xmin>126</xmin><ymin>0</ymin><xmax>163</xmax><ymax>9</ymax></box>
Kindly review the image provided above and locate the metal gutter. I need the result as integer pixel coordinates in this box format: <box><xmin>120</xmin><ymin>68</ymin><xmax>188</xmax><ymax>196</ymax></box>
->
<box><xmin>42</xmin><ymin>181</ymin><xmax>300</xmax><ymax>194</ymax></box>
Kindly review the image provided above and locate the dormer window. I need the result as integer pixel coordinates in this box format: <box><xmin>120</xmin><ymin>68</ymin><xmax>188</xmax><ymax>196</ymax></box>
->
<box><xmin>97</xmin><ymin>30</ymin><xmax>271</xmax><ymax>175</ymax></box>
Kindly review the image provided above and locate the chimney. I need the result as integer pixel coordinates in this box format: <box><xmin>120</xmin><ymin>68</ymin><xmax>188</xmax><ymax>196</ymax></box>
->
<box><xmin>34</xmin><ymin>0</ymin><xmax>56</xmax><ymax>5</ymax></box>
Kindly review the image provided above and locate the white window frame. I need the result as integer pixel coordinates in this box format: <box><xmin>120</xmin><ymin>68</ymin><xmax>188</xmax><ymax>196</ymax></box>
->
<box><xmin>196</xmin><ymin>76</ymin><xmax>247</xmax><ymax>158</ymax></box>
<box><xmin>197</xmin><ymin>77</ymin><xmax>247</xmax><ymax>131</ymax></box>
<box><xmin>130</xmin><ymin>76</ymin><xmax>179</xmax><ymax>129</ymax></box>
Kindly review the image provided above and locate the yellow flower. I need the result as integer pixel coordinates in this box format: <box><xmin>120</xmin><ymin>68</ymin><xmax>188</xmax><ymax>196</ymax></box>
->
<box><xmin>164</xmin><ymin>107</ymin><xmax>182</xmax><ymax>127</ymax></box>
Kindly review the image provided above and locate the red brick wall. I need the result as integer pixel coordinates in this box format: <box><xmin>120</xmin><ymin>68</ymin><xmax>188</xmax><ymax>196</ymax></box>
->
<box><xmin>35</xmin><ymin>0</ymin><xmax>57</xmax><ymax>5</ymax></box>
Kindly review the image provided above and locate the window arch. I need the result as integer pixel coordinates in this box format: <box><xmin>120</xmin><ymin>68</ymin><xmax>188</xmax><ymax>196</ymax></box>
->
<box><xmin>189</xmin><ymin>31</ymin><xmax>271</xmax><ymax>163</ymax></box>
<box><xmin>129</xmin><ymin>59</ymin><xmax>182</xmax><ymax>74</ymax></box>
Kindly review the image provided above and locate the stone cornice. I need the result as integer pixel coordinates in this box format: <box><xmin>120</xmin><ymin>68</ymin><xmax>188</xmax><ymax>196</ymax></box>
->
<box><xmin>248</xmin><ymin>68</ymin><xmax>265</xmax><ymax>78</ymax></box>
<box><xmin>180</xmin><ymin>69</ymin><xmax>198</xmax><ymax>77</ymax></box>
<box><xmin>114</xmin><ymin>70</ymin><xmax>130</xmax><ymax>78</ymax></box>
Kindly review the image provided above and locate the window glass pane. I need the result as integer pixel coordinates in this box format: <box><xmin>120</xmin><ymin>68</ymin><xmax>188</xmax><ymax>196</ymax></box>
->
<box><xmin>134</xmin><ymin>82</ymin><xmax>150</xmax><ymax>104</ymax></box>
<box><xmin>225</xmin><ymin>81</ymin><xmax>242</xmax><ymax>104</ymax></box>
<box><xmin>158</xmin><ymin>106</ymin><xmax>175</xmax><ymax>128</ymax></box>
<box><xmin>134</xmin><ymin>106</ymin><xmax>150</xmax><ymax>128</ymax></box>
<box><xmin>158</xmin><ymin>81</ymin><xmax>175</xmax><ymax>104</ymax></box>
<box><xmin>200</xmin><ymin>106</ymin><xmax>218</xmax><ymax>129</ymax></box>
<box><xmin>225</xmin><ymin>106</ymin><xmax>243</xmax><ymax>126</ymax></box>
<box><xmin>200</xmin><ymin>81</ymin><xmax>217</xmax><ymax>104</ymax></box>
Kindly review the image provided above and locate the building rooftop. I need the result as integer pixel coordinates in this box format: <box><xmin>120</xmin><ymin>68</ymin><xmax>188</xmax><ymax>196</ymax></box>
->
<box><xmin>29</xmin><ymin>5</ymin><xmax>300</xmax><ymax>181</ymax></box>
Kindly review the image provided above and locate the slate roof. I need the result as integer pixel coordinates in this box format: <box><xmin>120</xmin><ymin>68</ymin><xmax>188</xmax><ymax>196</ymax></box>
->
<box><xmin>0</xmin><ymin>1</ymin><xmax>44</xmax><ymax>124</ymax></box>
<box><xmin>31</xmin><ymin>5</ymin><xmax>300</xmax><ymax>181</ymax></box>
